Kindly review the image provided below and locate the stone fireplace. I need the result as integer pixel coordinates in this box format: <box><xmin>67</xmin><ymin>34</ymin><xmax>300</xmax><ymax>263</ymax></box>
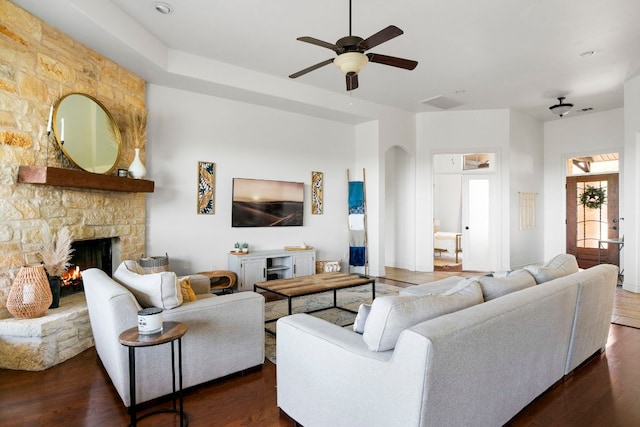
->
<box><xmin>0</xmin><ymin>1</ymin><xmax>148</xmax><ymax>307</ymax></box>
<box><xmin>0</xmin><ymin>2</ymin><xmax>149</xmax><ymax>370</ymax></box>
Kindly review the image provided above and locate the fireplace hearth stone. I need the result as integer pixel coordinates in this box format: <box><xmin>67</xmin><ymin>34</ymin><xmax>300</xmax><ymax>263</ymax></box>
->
<box><xmin>0</xmin><ymin>293</ymin><xmax>93</xmax><ymax>371</ymax></box>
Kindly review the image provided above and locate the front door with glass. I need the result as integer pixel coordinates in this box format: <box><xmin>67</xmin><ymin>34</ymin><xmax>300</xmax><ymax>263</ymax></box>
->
<box><xmin>566</xmin><ymin>173</ymin><xmax>619</xmax><ymax>269</ymax></box>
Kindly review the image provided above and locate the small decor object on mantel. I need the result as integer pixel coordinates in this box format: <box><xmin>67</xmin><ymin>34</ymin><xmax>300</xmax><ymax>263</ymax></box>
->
<box><xmin>6</xmin><ymin>265</ymin><xmax>52</xmax><ymax>319</ymax></box>
<box><xmin>128</xmin><ymin>148</ymin><xmax>146</xmax><ymax>179</ymax></box>
<box><xmin>38</xmin><ymin>224</ymin><xmax>74</xmax><ymax>309</ymax></box>
<box><xmin>580</xmin><ymin>185</ymin><xmax>606</xmax><ymax>210</ymax></box>
<box><xmin>126</xmin><ymin>110</ymin><xmax>148</xmax><ymax>179</ymax></box>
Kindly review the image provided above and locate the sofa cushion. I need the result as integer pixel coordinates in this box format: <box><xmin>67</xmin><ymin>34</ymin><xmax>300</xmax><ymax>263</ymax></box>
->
<box><xmin>113</xmin><ymin>261</ymin><xmax>183</xmax><ymax>309</ymax></box>
<box><xmin>399</xmin><ymin>276</ymin><xmax>467</xmax><ymax>297</ymax></box>
<box><xmin>478</xmin><ymin>269</ymin><xmax>536</xmax><ymax>301</ymax></box>
<box><xmin>525</xmin><ymin>254</ymin><xmax>579</xmax><ymax>284</ymax></box>
<box><xmin>186</xmin><ymin>274</ymin><xmax>212</xmax><ymax>295</ymax></box>
<box><xmin>362</xmin><ymin>280</ymin><xmax>483</xmax><ymax>351</ymax></box>
<box><xmin>123</xmin><ymin>259</ymin><xmax>146</xmax><ymax>275</ymax></box>
<box><xmin>353</xmin><ymin>303</ymin><xmax>371</xmax><ymax>334</ymax></box>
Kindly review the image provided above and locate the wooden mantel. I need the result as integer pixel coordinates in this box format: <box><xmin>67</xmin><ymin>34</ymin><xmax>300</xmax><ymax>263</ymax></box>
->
<box><xmin>18</xmin><ymin>166</ymin><xmax>154</xmax><ymax>193</ymax></box>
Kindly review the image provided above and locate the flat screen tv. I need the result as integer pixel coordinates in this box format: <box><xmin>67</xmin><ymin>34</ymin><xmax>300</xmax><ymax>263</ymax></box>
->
<box><xmin>232</xmin><ymin>178</ymin><xmax>304</xmax><ymax>227</ymax></box>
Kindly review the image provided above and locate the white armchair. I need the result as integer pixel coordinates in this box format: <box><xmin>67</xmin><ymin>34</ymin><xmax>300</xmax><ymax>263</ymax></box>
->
<box><xmin>82</xmin><ymin>268</ymin><xmax>265</xmax><ymax>407</ymax></box>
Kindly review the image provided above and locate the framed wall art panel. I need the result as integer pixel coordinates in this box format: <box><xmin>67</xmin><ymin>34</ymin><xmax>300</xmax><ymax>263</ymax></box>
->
<box><xmin>311</xmin><ymin>171</ymin><xmax>323</xmax><ymax>214</ymax></box>
<box><xmin>198</xmin><ymin>161</ymin><xmax>216</xmax><ymax>214</ymax></box>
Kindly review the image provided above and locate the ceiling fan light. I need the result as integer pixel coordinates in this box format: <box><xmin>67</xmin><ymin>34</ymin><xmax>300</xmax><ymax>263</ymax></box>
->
<box><xmin>549</xmin><ymin>97</ymin><xmax>574</xmax><ymax>117</ymax></box>
<box><xmin>334</xmin><ymin>52</ymin><xmax>368</xmax><ymax>75</ymax></box>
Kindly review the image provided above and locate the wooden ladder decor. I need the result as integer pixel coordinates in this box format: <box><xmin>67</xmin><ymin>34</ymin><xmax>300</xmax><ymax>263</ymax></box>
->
<box><xmin>347</xmin><ymin>168</ymin><xmax>368</xmax><ymax>276</ymax></box>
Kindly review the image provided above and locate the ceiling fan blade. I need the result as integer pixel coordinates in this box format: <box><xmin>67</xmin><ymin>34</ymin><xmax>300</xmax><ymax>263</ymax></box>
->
<box><xmin>358</xmin><ymin>25</ymin><xmax>404</xmax><ymax>51</ymax></box>
<box><xmin>367</xmin><ymin>53</ymin><xmax>418</xmax><ymax>70</ymax></box>
<box><xmin>297</xmin><ymin>36</ymin><xmax>341</xmax><ymax>52</ymax></box>
<box><xmin>289</xmin><ymin>58</ymin><xmax>335</xmax><ymax>79</ymax></box>
<box><xmin>346</xmin><ymin>72</ymin><xmax>359</xmax><ymax>91</ymax></box>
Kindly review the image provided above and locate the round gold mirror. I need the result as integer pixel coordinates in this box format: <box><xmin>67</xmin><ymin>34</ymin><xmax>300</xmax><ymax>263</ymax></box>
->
<box><xmin>53</xmin><ymin>93</ymin><xmax>121</xmax><ymax>174</ymax></box>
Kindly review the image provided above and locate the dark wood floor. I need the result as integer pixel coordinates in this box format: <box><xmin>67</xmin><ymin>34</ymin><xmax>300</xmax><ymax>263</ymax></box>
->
<box><xmin>1</xmin><ymin>278</ymin><xmax>640</xmax><ymax>426</ymax></box>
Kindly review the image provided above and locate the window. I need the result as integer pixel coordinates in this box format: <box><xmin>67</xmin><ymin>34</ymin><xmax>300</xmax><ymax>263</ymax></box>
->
<box><xmin>567</xmin><ymin>153</ymin><xmax>618</xmax><ymax>175</ymax></box>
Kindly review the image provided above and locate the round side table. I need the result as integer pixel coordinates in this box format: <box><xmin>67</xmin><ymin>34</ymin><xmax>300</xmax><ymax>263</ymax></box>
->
<box><xmin>119</xmin><ymin>321</ymin><xmax>188</xmax><ymax>427</ymax></box>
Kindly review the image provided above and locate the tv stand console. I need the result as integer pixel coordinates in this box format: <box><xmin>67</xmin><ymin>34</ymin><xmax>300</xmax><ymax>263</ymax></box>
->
<box><xmin>228</xmin><ymin>248</ymin><xmax>316</xmax><ymax>292</ymax></box>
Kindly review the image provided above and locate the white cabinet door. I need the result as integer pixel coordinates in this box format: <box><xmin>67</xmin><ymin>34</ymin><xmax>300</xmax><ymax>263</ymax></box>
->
<box><xmin>239</xmin><ymin>258</ymin><xmax>266</xmax><ymax>292</ymax></box>
<box><xmin>293</xmin><ymin>251</ymin><xmax>316</xmax><ymax>277</ymax></box>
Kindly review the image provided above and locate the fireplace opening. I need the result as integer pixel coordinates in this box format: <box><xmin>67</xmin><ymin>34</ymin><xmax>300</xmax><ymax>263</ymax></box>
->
<box><xmin>61</xmin><ymin>238</ymin><xmax>113</xmax><ymax>296</ymax></box>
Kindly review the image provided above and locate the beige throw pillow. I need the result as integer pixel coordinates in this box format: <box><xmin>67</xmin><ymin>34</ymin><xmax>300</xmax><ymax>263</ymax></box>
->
<box><xmin>353</xmin><ymin>303</ymin><xmax>371</xmax><ymax>334</ymax></box>
<box><xmin>114</xmin><ymin>261</ymin><xmax>183</xmax><ymax>309</ymax></box>
<box><xmin>478</xmin><ymin>269</ymin><xmax>536</xmax><ymax>301</ymax></box>
<box><xmin>123</xmin><ymin>259</ymin><xmax>146</xmax><ymax>275</ymax></box>
<box><xmin>362</xmin><ymin>280</ymin><xmax>483</xmax><ymax>352</ymax></box>
<box><xmin>524</xmin><ymin>253</ymin><xmax>579</xmax><ymax>284</ymax></box>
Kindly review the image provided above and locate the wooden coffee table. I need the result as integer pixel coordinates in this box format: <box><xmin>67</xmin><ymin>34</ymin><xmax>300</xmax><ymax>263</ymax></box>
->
<box><xmin>254</xmin><ymin>272</ymin><xmax>376</xmax><ymax>332</ymax></box>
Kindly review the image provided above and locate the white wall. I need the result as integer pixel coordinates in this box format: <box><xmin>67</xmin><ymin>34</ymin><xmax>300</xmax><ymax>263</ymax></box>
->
<box><xmin>364</xmin><ymin>111</ymin><xmax>416</xmax><ymax>276</ymax></box>
<box><xmin>543</xmin><ymin>108</ymin><xmax>624</xmax><ymax>265</ymax></box>
<box><xmin>384</xmin><ymin>148</ymin><xmax>397</xmax><ymax>269</ymax></box>
<box><xmin>623</xmin><ymin>75</ymin><xmax>640</xmax><ymax>292</ymax></box>
<box><xmin>416</xmin><ymin>110</ymin><xmax>511</xmax><ymax>272</ymax></box>
<box><xmin>384</xmin><ymin>146</ymin><xmax>415</xmax><ymax>271</ymax></box>
<box><xmin>509</xmin><ymin>111</ymin><xmax>544</xmax><ymax>267</ymax></box>
<box><xmin>145</xmin><ymin>84</ymin><xmax>356</xmax><ymax>275</ymax></box>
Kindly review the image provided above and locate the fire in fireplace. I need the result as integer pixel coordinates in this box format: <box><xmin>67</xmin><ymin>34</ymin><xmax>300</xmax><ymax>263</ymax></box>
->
<box><xmin>60</xmin><ymin>238</ymin><xmax>113</xmax><ymax>296</ymax></box>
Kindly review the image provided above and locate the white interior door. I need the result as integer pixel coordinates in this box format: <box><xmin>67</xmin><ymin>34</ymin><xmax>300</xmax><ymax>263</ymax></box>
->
<box><xmin>461</xmin><ymin>175</ymin><xmax>495</xmax><ymax>271</ymax></box>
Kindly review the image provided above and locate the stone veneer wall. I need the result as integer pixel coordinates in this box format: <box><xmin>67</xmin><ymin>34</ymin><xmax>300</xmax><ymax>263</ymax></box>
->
<box><xmin>0</xmin><ymin>0</ymin><xmax>148</xmax><ymax>307</ymax></box>
<box><xmin>0</xmin><ymin>294</ymin><xmax>92</xmax><ymax>370</ymax></box>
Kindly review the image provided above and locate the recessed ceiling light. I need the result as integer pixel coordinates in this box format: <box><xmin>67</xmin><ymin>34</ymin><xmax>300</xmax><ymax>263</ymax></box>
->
<box><xmin>580</xmin><ymin>50</ymin><xmax>596</xmax><ymax>57</ymax></box>
<box><xmin>154</xmin><ymin>2</ymin><xmax>173</xmax><ymax>14</ymax></box>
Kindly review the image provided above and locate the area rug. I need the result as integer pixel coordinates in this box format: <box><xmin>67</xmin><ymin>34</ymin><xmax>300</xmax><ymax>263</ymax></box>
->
<box><xmin>264</xmin><ymin>282</ymin><xmax>401</xmax><ymax>363</ymax></box>
<box><xmin>611</xmin><ymin>287</ymin><xmax>640</xmax><ymax>329</ymax></box>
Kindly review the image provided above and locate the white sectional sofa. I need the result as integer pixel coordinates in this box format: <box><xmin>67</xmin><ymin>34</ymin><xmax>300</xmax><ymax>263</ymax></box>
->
<box><xmin>276</xmin><ymin>255</ymin><xmax>618</xmax><ymax>427</ymax></box>
<box><xmin>82</xmin><ymin>267</ymin><xmax>265</xmax><ymax>407</ymax></box>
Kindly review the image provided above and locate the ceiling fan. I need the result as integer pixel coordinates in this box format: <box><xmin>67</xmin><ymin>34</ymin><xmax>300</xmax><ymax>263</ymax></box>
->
<box><xmin>289</xmin><ymin>0</ymin><xmax>418</xmax><ymax>91</ymax></box>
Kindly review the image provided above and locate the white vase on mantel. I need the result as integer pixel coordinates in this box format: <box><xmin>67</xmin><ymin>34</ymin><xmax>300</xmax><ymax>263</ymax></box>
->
<box><xmin>128</xmin><ymin>148</ymin><xmax>146</xmax><ymax>179</ymax></box>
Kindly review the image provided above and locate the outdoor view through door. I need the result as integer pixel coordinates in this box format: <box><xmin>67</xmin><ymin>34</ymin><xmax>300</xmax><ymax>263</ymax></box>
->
<box><xmin>566</xmin><ymin>153</ymin><xmax>620</xmax><ymax>270</ymax></box>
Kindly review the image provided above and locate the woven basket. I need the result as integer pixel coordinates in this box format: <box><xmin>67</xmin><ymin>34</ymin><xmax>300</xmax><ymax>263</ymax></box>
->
<box><xmin>139</xmin><ymin>253</ymin><xmax>170</xmax><ymax>273</ymax></box>
<box><xmin>316</xmin><ymin>260</ymin><xmax>343</xmax><ymax>273</ymax></box>
<box><xmin>6</xmin><ymin>265</ymin><xmax>52</xmax><ymax>319</ymax></box>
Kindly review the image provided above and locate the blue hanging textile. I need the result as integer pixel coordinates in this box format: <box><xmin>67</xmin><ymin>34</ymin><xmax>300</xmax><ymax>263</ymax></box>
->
<box><xmin>349</xmin><ymin>205</ymin><xmax>365</xmax><ymax>214</ymax></box>
<box><xmin>348</xmin><ymin>181</ymin><xmax>364</xmax><ymax>210</ymax></box>
<box><xmin>349</xmin><ymin>246</ymin><xmax>366</xmax><ymax>266</ymax></box>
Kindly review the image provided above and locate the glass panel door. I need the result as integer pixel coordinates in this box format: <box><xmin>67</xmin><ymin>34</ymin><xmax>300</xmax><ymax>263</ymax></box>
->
<box><xmin>566</xmin><ymin>174</ymin><xmax>619</xmax><ymax>268</ymax></box>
